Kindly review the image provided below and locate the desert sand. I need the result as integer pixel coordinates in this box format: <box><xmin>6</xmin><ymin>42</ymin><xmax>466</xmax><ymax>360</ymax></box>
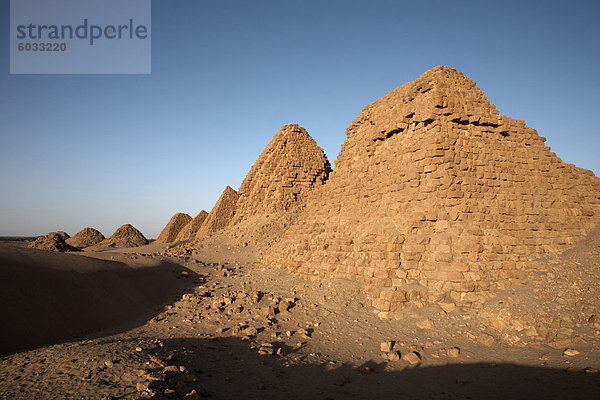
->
<box><xmin>1</xmin><ymin>67</ymin><xmax>599</xmax><ymax>399</ymax></box>
<box><xmin>1</xmin><ymin>233</ymin><xmax>598</xmax><ymax>400</ymax></box>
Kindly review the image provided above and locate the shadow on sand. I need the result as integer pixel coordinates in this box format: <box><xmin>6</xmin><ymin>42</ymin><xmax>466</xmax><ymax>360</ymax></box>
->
<box><xmin>0</xmin><ymin>246</ymin><xmax>201</xmax><ymax>355</ymax></box>
<box><xmin>139</xmin><ymin>336</ymin><xmax>600</xmax><ymax>400</ymax></box>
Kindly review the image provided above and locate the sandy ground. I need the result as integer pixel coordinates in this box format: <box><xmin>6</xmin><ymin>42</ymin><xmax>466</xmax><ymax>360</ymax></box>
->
<box><xmin>0</xmin><ymin>238</ymin><xmax>599</xmax><ymax>399</ymax></box>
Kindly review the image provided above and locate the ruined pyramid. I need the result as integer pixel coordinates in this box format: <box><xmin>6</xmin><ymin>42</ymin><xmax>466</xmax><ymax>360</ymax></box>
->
<box><xmin>175</xmin><ymin>210</ymin><xmax>208</xmax><ymax>242</ymax></box>
<box><xmin>156</xmin><ymin>213</ymin><xmax>192</xmax><ymax>243</ymax></box>
<box><xmin>230</xmin><ymin>123</ymin><xmax>331</xmax><ymax>226</ymax></box>
<box><xmin>260</xmin><ymin>66</ymin><xmax>600</xmax><ymax>313</ymax></box>
<box><xmin>28</xmin><ymin>231</ymin><xmax>79</xmax><ymax>252</ymax></box>
<box><xmin>195</xmin><ymin>186</ymin><xmax>239</xmax><ymax>239</ymax></box>
<box><xmin>194</xmin><ymin>123</ymin><xmax>332</xmax><ymax>246</ymax></box>
<box><xmin>66</xmin><ymin>227</ymin><xmax>105</xmax><ymax>248</ymax></box>
<box><xmin>183</xmin><ymin>124</ymin><xmax>330</xmax><ymax>247</ymax></box>
<box><xmin>98</xmin><ymin>224</ymin><xmax>148</xmax><ymax>248</ymax></box>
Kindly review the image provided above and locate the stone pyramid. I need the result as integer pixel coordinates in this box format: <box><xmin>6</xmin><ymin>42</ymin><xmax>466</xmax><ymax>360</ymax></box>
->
<box><xmin>98</xmin><ymin>224</ymin><xmax>148</xmax><ymax>248</ymax></box>
<box><xmin>195</xmin><ymin>186</ymin><xmax>239</xmax><ymax>239</ymax></box>
<box><xmin>66</xmin><ymin>227</ymin><xmax>105</xmax><ymax>248</ymax></box>
<box><xmin>156</xmin><ymin>213</ymin><xmax>192</xmax><ymax>243</ymax></box>
<box><xmin>28</xmin><ymin>232</ymin><xmax>79</xmax><ymax>252</ymax></box>
<box><xmin>229</xmin><ymin>123</ymin><xmax>331</xmax><ymax>226</ymax></box>
<box><xmin>260</xmin><ymin>66</ymin><xmax>600</xmax><ymax>313</ymax></box>
<box><xmin>175</xmin><ymin>210</ymin><xmax>208</xmax><ymax>242</ymax></box>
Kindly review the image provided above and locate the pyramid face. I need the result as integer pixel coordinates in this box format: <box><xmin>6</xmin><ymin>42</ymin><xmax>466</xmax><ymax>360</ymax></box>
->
<box><xmin>66</xmin><ymin>227</ymin><xmax>105</xmax><ymax>247</ymax></box>
<box><xmin>98</xmin><ymin>224</ymin><xmax>148</xmax><ymax>248</ymax></box>
<box><xmin>156</xmin><ymin>213</ymin><xmax>192</xmax><ymax>243</ymax></box>
<box><xmin>229</xmin><ymin>124</ymin><xmax>331</xmax><ymax>226</ymax></box>
<box><xmin>261</xmin><ymin>66</ymin><xmax>600</xmax><ymax>312</ymax></box>
<box><xmin>195</xmin><ymin>186</ymin><xmax>239</xmax><ymax>239</ymax></box>
<box><xmin>175</xmin><ymin>210</ymin><xmax>208</xmax><ymax>242</ymax></box>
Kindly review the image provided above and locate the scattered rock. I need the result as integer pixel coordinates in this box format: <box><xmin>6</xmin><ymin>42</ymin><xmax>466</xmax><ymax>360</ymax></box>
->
<box><xmin>562</xmin><ymin>348</ymin><xmax>580</xmax><ymax>357</ymax></box>
<box><xmin>402</xmin><ymin>351</ymin><xmax>422</xmax><ymax>365</ymax></box>
<box><xmin>447</xmin><ymin>347</ymin><xmax>460</xmax><ymax>358</ymax></box>
<box><xmin>183</xmin><ymin>389</ymin><xmax>201</xmax><ymax>400</ymax></box>
<box><xmin>380</xmin><ymin>341</ymin><xmax>395</xmax><ymax>353</ymax></box>
<box><xmin>297</xmin><ymin>328</ymin><xmax>311</xmax><ymax>339</ymax></box>
<box><xmin>243</xmin><ymin>327</ymin><xmax>258</xmax><ymax>336</ymax></box>
<box><xmin>477</xmin><ymin>333</ymin><xmax>495</xmax><ymax>347</ymax></box>
<box><xmin>382</xmin><ymin>351</ymin><xmax>400</xmax><ymax>362</ymax></box>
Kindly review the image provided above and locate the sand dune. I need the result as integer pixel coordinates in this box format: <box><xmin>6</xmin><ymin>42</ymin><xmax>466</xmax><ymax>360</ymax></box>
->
<box><xmin>0</xmin><ymin>244</ymin><xmax>197</xmax><ymax>354</ymax></box>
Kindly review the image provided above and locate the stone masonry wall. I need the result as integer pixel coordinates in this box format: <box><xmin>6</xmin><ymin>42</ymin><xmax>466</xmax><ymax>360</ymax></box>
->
<box><xmin>260</xmin><ymin>66</ymin><xmax>600</xmax><ymax>313</ymax></box>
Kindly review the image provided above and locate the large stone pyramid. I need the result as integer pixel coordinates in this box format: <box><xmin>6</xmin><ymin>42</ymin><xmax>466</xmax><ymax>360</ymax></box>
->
<box><xmin>229</xmin><ymin>123</ymin><xmax>331</xmax><ymax>226</ymax></box>
<box><xmin>195</xmin><ymin>186</ymin><xmax>239</xmax><ymax>239</ymax></box>
<box><xmin>261</xmin><ymin>66</ymin><xmax>600</xmax><ymax>313</ymax></box>
<box><xmin>175</xmin><ymin>210</ymin><xmax>208</xmax><ymax>242</ymax></box>
<box><xmin>156</xmin><ymin>213</ymin><xmax>192</xmax><ymax>243</ymax></box>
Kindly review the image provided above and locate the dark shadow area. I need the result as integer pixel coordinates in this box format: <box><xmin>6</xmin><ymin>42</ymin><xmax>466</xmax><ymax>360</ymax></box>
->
<box><xmin>0</xmin><ymin>244</ymin><xmax>201</xmax><ymax>355</ymax></box>
<box><xmin>141</xmin><ymin>336</ymin><xmax>600</xmax><ymax>400</ymax></box>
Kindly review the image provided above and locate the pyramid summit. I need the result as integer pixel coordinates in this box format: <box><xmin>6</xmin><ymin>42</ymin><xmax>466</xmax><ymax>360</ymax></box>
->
<box><xmin>260</xmin><ymin>66</ymin><xmax>600</xmax><ymax>313</ymax></box>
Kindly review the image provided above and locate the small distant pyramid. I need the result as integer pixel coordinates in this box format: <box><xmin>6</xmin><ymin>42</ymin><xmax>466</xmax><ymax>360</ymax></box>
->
<box><xmin>261</xmin><ymin>66</ymin><xmax>600</xmax><ymax>312</ymax></box>
<box><xmin>155</xmin><ymin>213</ymin><xmax>192</xmax><ymax>243</ymax></box>
<box><xmin>175</xmin><ymin>210</ymin><xmax>208</xmax><ymax>242</ymax></box>
<box><xmin>28</xmin><ymin>232</ymin><xmax>79</xmax><ymax>252</ymax></box>
<box><xmin>98</xmin><ymin>224</ymin><xmax>148</xmax><ymax>248</ymax></box>
<box><xmin>230</xmin><ymin>123</ymin><xmax>331</xmax><ymax>226</ymax></box>
<box><xmin>66</xmin><ymin>227</ymin><xmax>105</xmax><ymax>248</ymax></box>
<box><xmin>195</xmin><ymin>186</ymin><xmax>238</xmax><ymax>239</ymax></box>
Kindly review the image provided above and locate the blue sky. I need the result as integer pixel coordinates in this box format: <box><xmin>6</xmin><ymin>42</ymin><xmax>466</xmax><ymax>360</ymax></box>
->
<box><xmin>1</xmin><ymin>0</ymin><xmax>599</xmax><ymax>237</ymax></box>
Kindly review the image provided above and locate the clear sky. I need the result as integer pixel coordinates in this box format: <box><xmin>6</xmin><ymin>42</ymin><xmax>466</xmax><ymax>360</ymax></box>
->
<box><xmin>1</xmin><ymin>0</ymin><xmax>599</xmax><ymax>238</ymax></box>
